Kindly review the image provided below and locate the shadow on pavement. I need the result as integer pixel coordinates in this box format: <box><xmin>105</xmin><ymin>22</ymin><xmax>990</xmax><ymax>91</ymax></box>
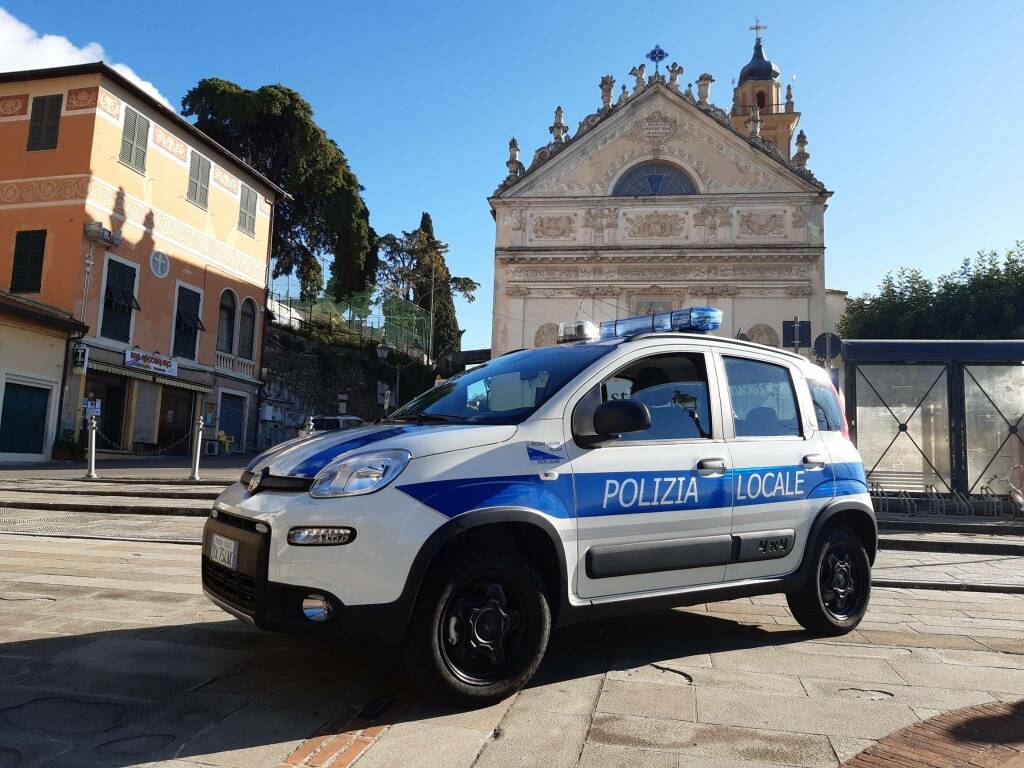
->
<box><xmin>0</xmin><ymin>608</ymin><xmax>811</xmax><ymax>767</ymax></box>
<box><xmin>949</xmin><ymin>698</ymin><xmax>1024</xmax><ymax>746</ymax></box>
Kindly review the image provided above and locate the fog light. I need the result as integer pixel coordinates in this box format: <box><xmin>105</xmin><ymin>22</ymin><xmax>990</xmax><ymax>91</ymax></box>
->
<box><xmin>302</xmin><ymin>594</ymin><xmax>332</xmax><ymax>622</ymax></box>
<box><xmin>287</xmin><ymin>527</ymin><xmax>355</xmax><ymax>546</ymax></box>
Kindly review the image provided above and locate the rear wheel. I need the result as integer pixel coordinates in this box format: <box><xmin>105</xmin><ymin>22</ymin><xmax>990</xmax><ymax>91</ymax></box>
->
<box><xmin>787</xmin><ymin>525</ymin><xmax>871</xmax><ymax>635</ymax></box>
<box><xmin>403</xmin><ymin>548</ymin><xmax>551</xmax><ymax>705</ymax></box>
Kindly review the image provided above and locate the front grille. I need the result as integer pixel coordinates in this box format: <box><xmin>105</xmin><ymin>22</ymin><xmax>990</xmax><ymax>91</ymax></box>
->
<box><xmin>241</xmin><ymin>470</ymin><xmax>313</xmax><ymax>494</ymax></box>
<box><xmin>203</xmin><ymin>557</ymin><xmax>257</xmax><ymax>612</ymax></box>
<box><xmin>215</xmin><ymin>510</ymin><xmax>260</xmax><ymax>533</ymax></box>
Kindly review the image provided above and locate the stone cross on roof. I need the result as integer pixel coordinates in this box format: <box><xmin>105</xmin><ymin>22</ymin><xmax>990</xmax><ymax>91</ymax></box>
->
<box><xmin>749</xmin><ymin>17</ymin><xmax>767</xmax><ymax>38</ymax></box>
<box><xmin>645</xmin><ymin>44</ymin><xmax>669</xmax><ymax>72</ymax></box>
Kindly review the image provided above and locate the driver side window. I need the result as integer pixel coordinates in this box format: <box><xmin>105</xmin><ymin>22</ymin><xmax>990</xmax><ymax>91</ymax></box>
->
<box><xmin>599</xmin><ymin>352</ymin><xmax>713</xmax><ymax>441</ymax></box>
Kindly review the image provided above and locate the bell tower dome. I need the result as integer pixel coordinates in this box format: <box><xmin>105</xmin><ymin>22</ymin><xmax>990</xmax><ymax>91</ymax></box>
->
<box><xmin>730</xmin><ymin>20</ymin><xmax>801</xmax><ymax>158</ymax></box>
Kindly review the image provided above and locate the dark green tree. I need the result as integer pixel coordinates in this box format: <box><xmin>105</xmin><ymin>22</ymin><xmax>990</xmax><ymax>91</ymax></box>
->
<box><xmin>838</xmin><ymin>243</ymin><xmax>1024</xmax><ymax>339</ymax></box>
<box><xmin>377</xmin><ymin>213</ymin><xmax>479</xmax><ymax>372</ymax></box>
<box><xmin>181</xmin><ymin>79</ymin><xmax>375</xmax><ymax>299</ymax></box>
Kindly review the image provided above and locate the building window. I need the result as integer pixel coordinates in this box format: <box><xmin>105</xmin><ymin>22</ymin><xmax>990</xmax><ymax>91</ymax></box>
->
<box><xmin>187</xmin><ymin>152</ymin><xmax>211</xmax><ymax>208</ymax></box>
<box><xmin>612</xmin><ymin>162</ymin><xmax>697</xmax><ymax>196</ymax></box>
<box><xmin>756</xmin><ymin>91</ymin><xmax>767</xmax><ymax>109</ymax></box>
<box><xmin>239</xmin><ymin>299</ymin><xmax>257</xmax><ymax>360</ymax></box>
<box><xmin>27</xmin><ymin>94</ymin><xmax>62</xmax><ymax>151</ymax></box>
<box><xmin>238</xmin><ymin>184</ymin><xmax>257</xmax><ymax>236</ymax></box>
<box><xmin>119</xmin><ymin>106</ymin><xmax>149</xmax><ymax>173</ymax></box>
<box><xmin>9</xmin><ymin>230</ymin><xmax>46</xmax><ymax>293</ymax></box>
<box><xmin>173</xmin><ymin>285</ymin><xmax>205</xmax><ymax>360</ymax></box>
<box><xmin>217</xmin><ymin>290</ymin><xmax>236</xmax><ymax>354</ymax></box>
<box><xmin>100</xmin><ymin>259</ymin><xmax>140</xmax><ymax>343</ymax></box>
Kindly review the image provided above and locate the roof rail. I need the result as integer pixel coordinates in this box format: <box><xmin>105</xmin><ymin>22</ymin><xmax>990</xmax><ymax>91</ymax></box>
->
<box><xmin>623</xmin><ymin>331</ymin><xmax>807</xmax><ymax>360</ymax></box>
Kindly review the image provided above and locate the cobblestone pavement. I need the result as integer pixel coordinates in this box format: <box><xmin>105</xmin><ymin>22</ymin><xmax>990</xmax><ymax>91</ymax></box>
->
<box><xmin>0</xmin><ymin>532</ymin><xmax>1022</xmax><ymax>767</ymax></box>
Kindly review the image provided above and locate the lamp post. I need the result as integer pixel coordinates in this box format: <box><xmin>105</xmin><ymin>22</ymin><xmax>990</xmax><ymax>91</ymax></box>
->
<box><xmin>377</xmin><ymin>334</ymin><xmax>425</xmax><ymax>414</ymax></box>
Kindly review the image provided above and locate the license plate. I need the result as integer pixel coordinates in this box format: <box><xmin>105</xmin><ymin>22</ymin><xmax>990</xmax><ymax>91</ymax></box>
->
<box><xmin>209</xmin><ymin>533</ymin><xmax>239</xmax><ymax>570</ymax></box>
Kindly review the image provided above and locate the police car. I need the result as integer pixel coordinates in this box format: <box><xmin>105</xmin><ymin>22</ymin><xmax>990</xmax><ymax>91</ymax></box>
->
<box><xmin>202</xmin><ymin>307</ymin><xmax>874</xmax><ymax>704</ymax></box>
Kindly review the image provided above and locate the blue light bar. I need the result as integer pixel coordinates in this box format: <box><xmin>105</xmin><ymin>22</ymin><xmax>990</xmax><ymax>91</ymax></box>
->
<box><xmin>599</xmin><ymin>306</ymin><xmax>723</xmax><ymax>339</ymax></box>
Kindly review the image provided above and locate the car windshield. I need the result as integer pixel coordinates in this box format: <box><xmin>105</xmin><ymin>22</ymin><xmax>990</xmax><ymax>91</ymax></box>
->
<box><xmin>388</xmin><ymin>343</ymin><xmax>614</xmax><ymax>425</ymax></box>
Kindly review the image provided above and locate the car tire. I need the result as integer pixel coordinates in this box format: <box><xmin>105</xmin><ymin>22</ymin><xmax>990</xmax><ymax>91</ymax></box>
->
<box><xmin>787</xmin><ymin>524</ymin><xmax>871</xmax><ymax>635</ymax></box>
<box><xmin>403</xmin><ymin>547</ymin><xmax>551</xmax><ymax>705</ymax></box>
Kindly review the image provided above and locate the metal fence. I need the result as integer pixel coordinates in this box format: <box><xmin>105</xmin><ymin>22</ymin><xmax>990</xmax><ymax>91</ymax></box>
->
<box><xmin>267</xmin><ymin>286</ymin><xmax>430</xmax><ymax>356</ymax></box>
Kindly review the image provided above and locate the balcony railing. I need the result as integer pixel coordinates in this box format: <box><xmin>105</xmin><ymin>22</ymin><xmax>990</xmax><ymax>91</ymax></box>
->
<box><xmin>216</xmin><ymin>350</ymin><xmax>257</xmax><ymax>379</ymax></box>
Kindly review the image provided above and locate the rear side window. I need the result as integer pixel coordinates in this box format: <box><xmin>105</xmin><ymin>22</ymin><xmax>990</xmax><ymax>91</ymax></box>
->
<box><xmin>723</xmin><ymin>356</ymin><xmax>801</xmax><ymax>437</ymax></box>
<box><xmin>808</xmin><ymin>380</ymin><xmax>844</xmax><ymax>432</ymax></box>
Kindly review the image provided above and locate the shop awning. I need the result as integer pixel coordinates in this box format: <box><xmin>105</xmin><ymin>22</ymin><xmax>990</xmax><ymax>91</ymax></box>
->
<box><xmin>88</xmin><ymin>360</ymin><xmax>153</xmax><ymax>382</ymax></box>
<box><xmin>155</xmin><ymin>376</ymin><xmax>212</xmax><ymax>394</ymax></box>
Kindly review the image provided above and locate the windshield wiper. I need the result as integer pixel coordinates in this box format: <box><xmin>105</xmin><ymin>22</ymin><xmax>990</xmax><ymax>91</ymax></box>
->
<box><xmin>385</xmin><ymin>413</ymin><xmax>466</xmax><ymax>424</ymax></box>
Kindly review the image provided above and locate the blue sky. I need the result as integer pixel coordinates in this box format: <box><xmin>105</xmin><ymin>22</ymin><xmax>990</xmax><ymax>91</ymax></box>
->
<box><xmin>5</xmin><ymin>1</ymin><xmax>1023</xmax><ymax>349</ymax></box>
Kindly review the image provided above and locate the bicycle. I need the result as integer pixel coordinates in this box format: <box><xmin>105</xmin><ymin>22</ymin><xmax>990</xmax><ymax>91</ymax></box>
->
<box><xmin>984</xmin><ymin>463</ymin><xmax>1024</xmax><ymax>517</ymax></box>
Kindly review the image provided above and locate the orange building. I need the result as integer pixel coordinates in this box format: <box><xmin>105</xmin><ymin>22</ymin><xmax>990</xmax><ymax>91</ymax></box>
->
<box><xmin>0</xmin><ymin>63</ymin><xmax>283</xmax><ymax>459</ymax></box>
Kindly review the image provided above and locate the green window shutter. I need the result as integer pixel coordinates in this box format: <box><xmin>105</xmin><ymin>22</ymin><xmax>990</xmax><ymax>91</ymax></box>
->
<box><xmin>132</xmin><ymin>112</ymin><xmax>149</xmax><ymax>172</ymax></box>
<box><xmin>198</xmin><ymin>156</ymin><xmax>211</xmax><ymax>208</ymax></box>
<box><xmin>10</xmin><ymin>230</ymin><xmax>46</xmax><ymax>293</ymax></box>
<box><xmin>120</xmin><ymin>108</ymin><xmax>137</xmax><ymax>166</ymax></box>
<box><xmin>238</xmin><ymin>185</ymin><xmax>257</xmax><ymax>235</ymax></box>
<box><xmin>100</xmin><ymin>259</ymin><xmax>139</xmax><ymax>342</ymax></box>
<box><xmin>187</xmin><ymin>152</ymin><xmax>200</xmax><ymax>202</ymax></box>
<box><xmin>27</xmin><ymin>95</ymin><xmax>62</xmax><ymax>151</ymax></box>
<box><xmin>173</xmin><ymin>286</ymin><xmax>202</xmax><ymax>359</ymax></box>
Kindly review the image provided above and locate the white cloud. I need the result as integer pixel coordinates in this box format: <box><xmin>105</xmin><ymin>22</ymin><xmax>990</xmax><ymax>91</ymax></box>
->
<box><xmin>0</xmin><ymin>7</ymin><xmax>173</xmax><ymax>110</ymax></box>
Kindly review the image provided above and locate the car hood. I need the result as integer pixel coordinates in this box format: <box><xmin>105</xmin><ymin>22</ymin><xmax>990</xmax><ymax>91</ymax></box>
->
<box><xmin>246</xmin><ymin>422</ymin><xmax>517</xmax><ymax>478</ymax></box>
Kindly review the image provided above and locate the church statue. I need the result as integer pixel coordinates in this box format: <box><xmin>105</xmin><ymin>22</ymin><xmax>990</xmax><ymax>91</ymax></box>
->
<box><xmin>506</xmin><ymin>137</ymin><xmax>524</xmax><ymax>179</ymax></box>
<box><xmin>600</xmin><ymin>75</ymin><xmax>615</xmax><ymax>109</ymax></box>
<box><xmin>628</xmin><ymin>64</ymin><xmax>646</xmax><ymax>94</ymax></box>
<box><xmin>747</xmin><ymin>103</ymin><xmax>762</xmax><ymax>138</ymax></box>
<box><xmin>667</xmin><ymin>62</ymin><xmax>684</xmax><ymax>91</ymax></box>
<box><xmin>549</xmin><ymin>106</ymin><xmax>568</xmax><ymax>143</ymax></box>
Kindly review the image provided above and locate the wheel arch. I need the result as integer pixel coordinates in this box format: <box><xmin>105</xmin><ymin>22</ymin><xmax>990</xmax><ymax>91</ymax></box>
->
<box><xmin>398</xmin><ymin>507</ymin><xmax>572</xmax><ymax>630</ymax></box>
<box><xmin>787</xmin><ymin>498</ymin><xmax>878</xmax><ymax>592</ymax></box>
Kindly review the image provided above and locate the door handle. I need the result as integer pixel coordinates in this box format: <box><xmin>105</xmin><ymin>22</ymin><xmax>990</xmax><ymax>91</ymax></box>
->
<box><xmin>802</xmin><ymin>454</ymin><xmax>827</xmax><ymax>470</ymax></box>
<box><xmin>697</xmin><ymin>458</ymin><xmax>727</xmax><ymax>476</ymax></box>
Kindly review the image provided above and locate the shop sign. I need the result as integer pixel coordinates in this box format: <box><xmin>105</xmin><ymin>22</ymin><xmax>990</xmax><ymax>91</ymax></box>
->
<box><xmin>125</xmin><ymin>348</ymin><xmax>178</xmax><ymax>376</ymax></box>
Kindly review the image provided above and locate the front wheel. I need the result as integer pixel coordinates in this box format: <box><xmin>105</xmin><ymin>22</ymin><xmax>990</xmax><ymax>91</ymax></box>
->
<box><xmin>403</xmin><ymin>548</ymin><xmax>551</xmax><ymax>705</ymax></box>
<box><xmin>787</xmin><ymin>525</ymin><xmax>871</xmax><ymax>635</ymax></box>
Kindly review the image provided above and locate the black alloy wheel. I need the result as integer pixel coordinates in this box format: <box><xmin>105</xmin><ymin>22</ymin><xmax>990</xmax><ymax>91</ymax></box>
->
<box><xmin>787</xmin><ymin>524</ymin><xmax>871</xmax><ymax>635</ymax></box>
<box><xmin>439</xmin><ymin>576</ymin><xmax>526</xmax><ymax>685</ymax></box>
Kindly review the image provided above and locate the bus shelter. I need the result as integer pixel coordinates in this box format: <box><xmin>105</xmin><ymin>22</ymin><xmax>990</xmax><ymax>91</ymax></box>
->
<box><xmin>842</xmin><ymin>340</ymin><xmax>1024</xmax><ymax>518</ymax></box>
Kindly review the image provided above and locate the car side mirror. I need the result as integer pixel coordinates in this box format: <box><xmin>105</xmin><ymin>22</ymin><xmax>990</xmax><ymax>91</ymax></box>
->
<box><xmin>594</xmin><ymin>399</ymin><xmax>651</xmax><ymax>438</ymax></box>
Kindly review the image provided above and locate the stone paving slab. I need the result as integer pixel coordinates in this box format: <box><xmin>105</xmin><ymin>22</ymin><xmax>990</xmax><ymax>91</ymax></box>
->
<box><xmin>0</xmin><ymin>534</ymin><xmax>1023</xmax><ymax>766</ymax></box>
<box><xmin>0</xmin><ymin>478</ymin><xmax>223</xmax><ymax>498</ymax></box>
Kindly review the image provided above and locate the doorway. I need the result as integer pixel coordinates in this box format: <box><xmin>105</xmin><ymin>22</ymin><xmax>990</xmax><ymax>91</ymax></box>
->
<box><xmin>82</xmin><ymin>371</ymin><xmax>127</xmax><ymax>450</ymax></box>
<box><xmin>158</xmin><ymin>386</ymin><xmax>195</xmax><ymax>455</ymax></box>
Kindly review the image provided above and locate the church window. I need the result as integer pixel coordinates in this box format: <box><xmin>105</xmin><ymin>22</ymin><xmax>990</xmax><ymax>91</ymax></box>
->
<box><xmin>612</xmin><ymin>163</ymin><xmax>696</xmax><ymax>197</ymax></box>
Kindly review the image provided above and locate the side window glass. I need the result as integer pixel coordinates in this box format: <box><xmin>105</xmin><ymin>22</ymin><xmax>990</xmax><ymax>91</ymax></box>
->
<box><xmin>809</xmin><ymin>380</ymin><xmax>843</xmax><ymax>432</ymax></box>
<box><xmin>600</xmin><ymin>353</ymin><xmax>713</xmax><ymax>441</ymax></box>
<box><xmin>723</xmin><ymin>357</ymin><xmax>801</xmax><ymax>437</ymax></box>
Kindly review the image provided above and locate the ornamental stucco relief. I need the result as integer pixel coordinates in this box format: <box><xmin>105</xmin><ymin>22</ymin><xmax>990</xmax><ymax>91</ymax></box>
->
<box><xmin>530</xmin><ymin>214</ymin><xmax>576</xmax><ymax>240</ymax></box>
<box><xmin>623</xmin><ymin>211</ymin><xmax>688</xmax><ymax>239</ymax></box>
<box><xmin>66</xmin><ymin>87</ymin><xmax>99</xmax><ymax>111</ymax></box>
<box><xmin>747</xmin><ymin>323</ymin><xmax>780</xmax><ymax>346</ymax></box>
<box><xmin>0</xmin><ymin>94</ymin><xmax>28</xmax><ymax>117</ymax></box>
<box><xmin>738</xmin><ymin>210</ymin><xmax>786</xmax><ymax>237</ymax></box>
<box><xmin>627</xmin><ymin>109</ymin><xmax>678</xmax><ymax>152</ymax></box>
<box><xmin>0</xmin><ymin>175</ymin><xmax>90</xmax><ymax>205</ymax></box>
<box><xmin>97</xmin><ymin>89</ymin><xmax>121</xmax><ymax>119</ymax></box>
<box><xmin>506</xmin><ymin>263</ymin><xmax>810</xmax><ymax>282</ymax></box>
<box><xmin>152</xmin><ymin>125</ymin><xmax>187</xmax><ymax>162</ymax></box>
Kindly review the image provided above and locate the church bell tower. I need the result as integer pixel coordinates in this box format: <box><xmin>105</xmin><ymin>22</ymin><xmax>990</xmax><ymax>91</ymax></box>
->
<box><xmin>730</xmin><ymin>20</ymin><xmax>801</xmax><ymax>158</ymax></box>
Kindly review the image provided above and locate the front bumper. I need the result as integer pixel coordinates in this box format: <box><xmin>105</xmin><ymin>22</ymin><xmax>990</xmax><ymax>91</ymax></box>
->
<box><xmin>201</xmin><ymin>511</ymin><xmax>401</xmax><ymax>639</ymax></box>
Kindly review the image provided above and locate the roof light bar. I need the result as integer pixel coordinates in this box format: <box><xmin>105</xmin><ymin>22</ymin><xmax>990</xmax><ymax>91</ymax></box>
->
<box><xmin>557</xmin><ymin>320</ymin><xmax>601</xmax><ymax>344</ymax></box>
<box><xmin>599</xmin><ymin>306</ymin><xmax>723</xmax><ymax>338</ymax></box>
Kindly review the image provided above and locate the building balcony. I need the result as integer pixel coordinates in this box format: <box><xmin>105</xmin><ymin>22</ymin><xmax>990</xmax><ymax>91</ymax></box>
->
<box><xmin>215</xmin><ymin>350</ymin><xmax>257</xmax><ymax>379</ymax></box>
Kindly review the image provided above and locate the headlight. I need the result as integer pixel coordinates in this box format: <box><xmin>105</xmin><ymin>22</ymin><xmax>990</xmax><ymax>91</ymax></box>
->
<box><xmin>308</xmin><ymin>449</ymin><xmax>410</xmax><ymax>498</ymax></box>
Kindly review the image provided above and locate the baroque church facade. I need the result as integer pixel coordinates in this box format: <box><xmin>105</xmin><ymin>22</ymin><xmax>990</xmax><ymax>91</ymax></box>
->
<box><xmin>489</xmin><ymin>35</ymin><xmax>845</xmax><ymax>356</ymax></box>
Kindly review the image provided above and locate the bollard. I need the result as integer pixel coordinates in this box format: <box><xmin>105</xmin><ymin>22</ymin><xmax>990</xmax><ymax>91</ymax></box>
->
<box><xmin>84</xmin><ymin>414</ymin><xmax>98</xmax><ymax>479</ymax></box>
<box><xmin>188</xmin><ymin>415</ymin><xmax>203</xmax><ymax>482</ymax></box>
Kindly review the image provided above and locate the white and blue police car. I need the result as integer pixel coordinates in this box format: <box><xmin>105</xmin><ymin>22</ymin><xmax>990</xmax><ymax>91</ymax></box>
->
<box><xmin>202</xmin><ymin>308</ymin><xmax>874</xmax><ymax>703</ymax></box>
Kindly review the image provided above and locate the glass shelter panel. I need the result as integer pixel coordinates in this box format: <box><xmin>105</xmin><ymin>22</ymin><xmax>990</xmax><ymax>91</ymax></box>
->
<box><xmin>964</xmin><ymin>365</ymin><xmax>1024</xmax><ymax>495</ymax></box>
<box><xmin>855</xmin><ymin>365</ymin><xmax>951</xmax><ymax>492</ymax></box>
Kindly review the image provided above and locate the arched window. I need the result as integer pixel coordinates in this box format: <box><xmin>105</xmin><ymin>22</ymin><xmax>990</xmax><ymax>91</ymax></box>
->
<box><xmin>239</xmin><ymin>299</ymin><xmax>257</xmax><ymax>360</ymax></box>
<box><xmin>217</xmin><ymin>290</ymin><xmax>236</xmax><ymax>354</ymax></box>
<box><xmin>612</xmin><ymin>162</ymin><xmax>697</xmax><ymax>197</ymax></box>
<box><xmin>755</xmin><ymin>91</ymin><xmax>767</xmax><ymax>109</ymax></box>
